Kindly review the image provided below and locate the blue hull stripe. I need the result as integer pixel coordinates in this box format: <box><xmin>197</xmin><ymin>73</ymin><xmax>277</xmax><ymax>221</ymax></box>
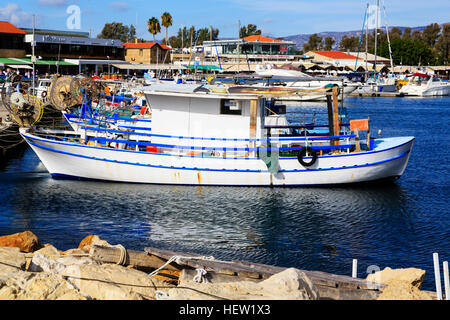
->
<box><xmin>25</xmin><ymin>135</ymin><xmax>410</xmax><ymax>174</ymax></box>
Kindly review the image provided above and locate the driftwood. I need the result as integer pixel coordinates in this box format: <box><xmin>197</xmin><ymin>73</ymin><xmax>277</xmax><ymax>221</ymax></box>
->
<box><xmin>144</xmin><ymin>246</ymin><xmax>385</xmax><ymax>300</ymax></box>
<box><xmin>89</xmin><ymin>245</ymin><xmax>180</xmax><ymax>271</ymax></box>
<box><xmin>89</xmin><ymin>245</ymin><xmax>385</xmax><ymax>300</ymax></box>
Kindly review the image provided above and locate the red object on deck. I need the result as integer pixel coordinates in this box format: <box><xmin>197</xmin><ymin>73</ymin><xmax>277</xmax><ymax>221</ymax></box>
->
<box><xmin>350</xmin><ymin>119</ymin><xmax>370</xmax><ymax>132</ymax></box>
<box><xmin>146</xmin><ymin>146</ymin><xmax>158</xmax><ymax>153</ymax></box>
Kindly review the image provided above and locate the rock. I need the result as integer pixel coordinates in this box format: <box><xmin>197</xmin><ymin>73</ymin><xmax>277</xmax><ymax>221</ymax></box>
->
<box><xmin>0</xmin><ymin>270</ymin><xmax>87</xmax><ymax>300</ymax></box>
<box><xmin>376</xmin><ymin>280</ymin><xmax>433</xmax><ymax>300</ymax></box>
<box><xmin>63</xmin><ymin>248</ymin><xmax>87</xmax><ymax>256</ymax></box>
<box><xmin>0</xmin><ymin>231</ymin><xmax>41</xmax><ymax>253</ymax></box>
<box><xmin>78</xmin><ymin>235</ymin><xmax>112</xmax><ymax>253</ymax></box>
<box><xmin>63</xmin><ymin>263</ymin><xmax>174</xmax><ymax>300</ymax></box>
<box><xmin>28</xmin><ymin>252</ymin><xmax>67</xmax><ymax>273</ymax></box>
<box><xmin>366</xmin><ymin>267</ymin><xmax>426</xmax><ymax>288</ymax></box>
<box><xmin>34</xmin><ymin>244</ymin><xmax>61</xmax><ymax>259</ymax></box>
<box><xmin>166</xmin><ymin>267</ymin><xmax>318</xmax><ymax>300</ymax></box>
<box><xmin>260</xmin><ymin>268</ymin><xmax>319</xmax><ymax>300</ymax></box>
<box><xmin>0</xmin><ymin>247</ymin><xmax>27</xmax><ymax>273</ymax></box>
<box><xmin>366</xmin><ymin>267</ymin><xmax>431</xmax><ymax>300</ymax></box>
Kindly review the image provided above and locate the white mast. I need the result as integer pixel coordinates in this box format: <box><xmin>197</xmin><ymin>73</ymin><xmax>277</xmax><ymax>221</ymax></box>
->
<box><xmin>373</xmin><ymin>0</ymin><xmax>379</xmax><ymax>76</ymax></box>
<box><xmin>32</xmin><ymin>14</ymin><xmax>36</xmax><ymax>94</ymax></box>
<box><xmin>382</xmin><ymin>0</ymin><xmax>394</xmax><ymax>71</ymax></box>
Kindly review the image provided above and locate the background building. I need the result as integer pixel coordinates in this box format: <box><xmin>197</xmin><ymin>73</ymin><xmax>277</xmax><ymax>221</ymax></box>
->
<box><xmin>0</xmin><ymin>21</ymin><xmax>26</xmax><ymax>59</ymax></box>
<box><xmin>123</xmin><ymin>42</ymin><xmax>171</xmax><ymax>65</ymax></box>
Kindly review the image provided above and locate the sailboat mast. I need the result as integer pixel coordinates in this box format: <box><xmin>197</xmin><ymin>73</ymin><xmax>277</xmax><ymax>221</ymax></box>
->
<box><xmin>382</xmin><ymin>0</ymin><xmax>394</xmax><ymax>71</ymax></box>
<box><xmin>365</xmin><ymin>3</ymin><xmax>369</xmax><ymax>81</ymax></box>
<box><xmin>373</xmin><ymin>0</ymin><xmax>379</xmax><ymax>77</ymax></box>
<box><xmin>237</xmin><ymin>20</ymin><xmax>241</xmax><ymax>73</ymax></box>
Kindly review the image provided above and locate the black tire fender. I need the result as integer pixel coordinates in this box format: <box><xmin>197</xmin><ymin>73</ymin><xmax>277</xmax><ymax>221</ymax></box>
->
<box><xmin>297</xmin><ymin>147</ymin><xmax>318</xmax><ymax>167</ymax></box>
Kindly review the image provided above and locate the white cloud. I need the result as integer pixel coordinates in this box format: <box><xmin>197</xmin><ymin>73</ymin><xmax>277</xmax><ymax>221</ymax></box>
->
<box><xmin>38</xmin><ymin>0</ymin><xmax>68</xmax><ymax>8</ymax></box>
<box><xmin>108</xmin><ymin>2</ymin><xmax>131</xmax><ymax>11</ymax></box>
<box><xmin>0</xmin><ymin>3</ymin><xmax>33</xmax><ymax>27</ymax></box>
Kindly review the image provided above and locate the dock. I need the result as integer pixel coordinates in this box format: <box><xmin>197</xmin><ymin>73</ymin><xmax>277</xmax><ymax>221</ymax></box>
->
<box><xmin>349</xmin><ymin>92</ymin><xmax>406</xmax><ymax>97</ymax></box>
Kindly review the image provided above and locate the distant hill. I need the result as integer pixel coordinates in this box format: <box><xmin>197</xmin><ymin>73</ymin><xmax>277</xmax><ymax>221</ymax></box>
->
<box><xmin>281</xmin><ymin>23</ymin><xmax>448</xmax><ymax>50</ymax></box>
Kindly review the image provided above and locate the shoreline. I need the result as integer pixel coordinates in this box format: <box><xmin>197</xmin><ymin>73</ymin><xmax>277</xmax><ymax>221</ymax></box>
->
<box><xmin>0</xmin><ymin>231</ymin><xmax>440</xmax><ymax>300</ymax></box>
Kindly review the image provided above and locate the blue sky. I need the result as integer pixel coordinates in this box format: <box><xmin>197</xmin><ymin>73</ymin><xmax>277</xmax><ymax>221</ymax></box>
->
<box><xmin>1</xmin><ymin>0</ymin><xmax>449</xmax><ymax>40</ymax></box>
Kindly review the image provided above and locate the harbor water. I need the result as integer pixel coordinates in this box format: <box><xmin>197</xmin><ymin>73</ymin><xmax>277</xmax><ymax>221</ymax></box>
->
<box><xmin>0</xmin><ymin>96</ymin><xmax>449</xmax><ymax>291</ymax></box>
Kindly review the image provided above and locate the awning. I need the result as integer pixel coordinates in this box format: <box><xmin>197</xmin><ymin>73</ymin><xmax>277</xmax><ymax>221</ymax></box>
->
<box><xmin>112</xmin><ymin>63</ymin><xmax>186</xmax><ymax>70</ymax></box>
<box><xmin>0</xmin><ymin>58</ymin><xmax>31</xmax><ymax>65</ymax></box>
<box><xmin>183</xmin><ymin>64</ymin><xmax>221</xmax><ymax>70</ymax></box>
<box><xmin>16</xmin><ymin>58</ymin><xmax>76</xmax><ymax>66</ymax></box>
<box><xmin>6</xmin><ymin>64</ymin><xmax>33</xmax><ymax>69</ymax></box>
<box><xmin>0</xmin><ymin>57</ymin><xmax>76</xmax><ymax>66</ymax></box>
<box><xmin>64</xmin><ymin>59</ymin><xmax>129</xmax><ymax>65</ymax></box>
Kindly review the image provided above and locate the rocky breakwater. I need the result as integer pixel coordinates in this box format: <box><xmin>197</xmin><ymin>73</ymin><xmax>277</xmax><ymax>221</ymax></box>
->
<box><xmin>0</xmin><ymin>231</ymin><xmax>438</xmax><ymax>300</ymax></box>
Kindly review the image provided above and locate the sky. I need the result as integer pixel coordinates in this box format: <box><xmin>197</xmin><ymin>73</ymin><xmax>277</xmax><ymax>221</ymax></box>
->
<box><xmin>1</xmin><ymin>0</ymin><xmax>449</xmax><ymax>41</ymax></box>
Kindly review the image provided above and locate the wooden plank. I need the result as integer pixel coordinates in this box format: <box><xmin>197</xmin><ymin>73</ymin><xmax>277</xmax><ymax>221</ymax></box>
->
<box><xmin>332</xmin><ymin>86</ymin><xmax>340</xmax><ymax>146</ymax></box>
<box><xmin>179</xmin><ymin>263</ymin><xmax>381</xmax><ymax>300</ymax></box>
<box><xmin>180</xmin><ymin>268</ymin><xmax>261</xmax><ymax>284</ymax></box>
<box><xmin>89</xmin><ymin>245</ymin><xmax>180</xmax><ymax>271</ymax></box>
<box><xmin>144</xmin><ymin>246</ymin><xmax>385</xmax><ymax>291</ymax></box>
<box><xmin>249</xmin><ymin>99</ymin><xmax>258</xmax><ymax>157</ymax></box>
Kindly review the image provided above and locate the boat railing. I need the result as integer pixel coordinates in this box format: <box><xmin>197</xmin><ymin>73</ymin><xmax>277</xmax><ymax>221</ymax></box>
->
<box><xmin>36</xmin><ymin>126</ymin><xmax>360</xmax><ymax>159</ymax></box>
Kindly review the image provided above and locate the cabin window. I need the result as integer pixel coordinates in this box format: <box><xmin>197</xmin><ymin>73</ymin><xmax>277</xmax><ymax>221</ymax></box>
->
<box><xmin>220</xmin><ymin>99</ymin><xmax>242</xmax><ymax>115</ymax></box>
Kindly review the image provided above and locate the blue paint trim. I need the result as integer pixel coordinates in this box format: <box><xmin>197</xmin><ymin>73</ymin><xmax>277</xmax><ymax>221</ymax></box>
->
<box><xmin>65</xmin><ymin>113</ymin><xmax>152</xmax><ymax>123</ymax></box>
<box><xmin>25</xmin><ymin>134</ymin><xmax>410</xmax><ymax>174</ymax></box>
<box><xmin>87</xmin><ymin>136</ymin><xmax>351</xmax><ymax>152</ymax></box>
<box><xmin>25</xmin><ymin>133</ymin><xmax>413</xmax><ymax>162</ymax></box>
<box><xmin>79</xmin><ymin>125</ymin><xmax>355</xmax><ymax>142</ymax></box>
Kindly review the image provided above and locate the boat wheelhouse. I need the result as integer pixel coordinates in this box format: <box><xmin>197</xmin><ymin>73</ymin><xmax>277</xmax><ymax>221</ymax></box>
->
<box><xmin>20</xmin><ymin>83</ymin><xmax>414</xmax><ymax>186</ymax></box>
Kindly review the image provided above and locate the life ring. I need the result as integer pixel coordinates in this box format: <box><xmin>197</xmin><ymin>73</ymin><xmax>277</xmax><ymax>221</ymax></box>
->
<box><xmin>297</xmin><ymin>147</ymin><xmax>318</xmax><ymax>167</ymax></box>
<box><xmin>41</xmin><ymin>91</ymin><xmax>47</xmax><ymax>98</ymax></box>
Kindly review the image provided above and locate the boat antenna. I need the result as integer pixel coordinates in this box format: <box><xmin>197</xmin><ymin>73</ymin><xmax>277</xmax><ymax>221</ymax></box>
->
<box><xmin>354</xmin><ymin>4</ymin><xmax>368</xmax><ymax>72</ymax></box>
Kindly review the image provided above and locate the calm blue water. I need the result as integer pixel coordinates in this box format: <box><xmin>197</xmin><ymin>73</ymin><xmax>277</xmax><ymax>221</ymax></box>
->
<box><xmin>0</xmin><ymin>96</ymin><xmax>449</xmax><ymax>291</ymax></box>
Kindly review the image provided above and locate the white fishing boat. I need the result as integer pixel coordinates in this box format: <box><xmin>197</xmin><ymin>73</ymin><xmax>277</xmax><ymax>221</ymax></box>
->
<box><xmin>399</xmin><ymin>74</ymin><xmax>449</xmax><ymax>96</ymax></box>
<box><xmin>19</xmin><ymin>83</ymin><xmax>414</xmax><ymax>186</ymax></box>
<box><xmin>252</xmin><ymin>64</ymin><xmax>358</xmax><ymax>101</ymax></box>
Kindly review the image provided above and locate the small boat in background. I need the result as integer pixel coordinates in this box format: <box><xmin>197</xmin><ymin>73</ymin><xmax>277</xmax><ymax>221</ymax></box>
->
<box><xmin>399</xmin><ymin>73</ymin><xmax>449</xmax><ymax>96</ymax></box>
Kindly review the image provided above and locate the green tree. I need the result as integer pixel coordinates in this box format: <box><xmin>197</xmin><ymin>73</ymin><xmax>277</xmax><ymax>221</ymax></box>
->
<box><xmin>97</xmin><ymin>22</ymin><xmax>136</xmax><ymax>43</ymax></box>
<box><xmin>379</xmin><ymin>37</ymin><xmax>436</xmax><ymax>66</ymax></box>
<box><xmin>402</xmin><ymin>27</ymin><xmax>411</xmax><ymax>40</ymax></box>
<box><xmin>161</xmin><ymin>12</ymin><xmax>173</xmax><ymax>45</ymax></box>
<box><xmin>303</xmin><ymin>34</ymin><xmax>323</xmax><ymax>51</ymax></box>
<box><xmin>411</xmin><ymin>29</ymin><xmax>422</xmax><ymax>41</ymax></box>
<box><xmin>390</xmin><ymin>27</ymin><xmax>402</xmax><ymax>40</ymax></box>
<box><xmin>422</xmin><ymin>23</ymin><xmax>441</xmax><ymax>48</ymax></box>
<box><xmin>435</xmin><ymin>24</ymin><xmax>449</xmax><ymax>64</ymax></box>
<box><xmin>147</xmin><ymin>17</ymin><xmax>161</xmax><ymax>42</ymax></box>
<box><xmin>240</xmin><ymin>24</ymin><xmax>261</xmax><ymax>38</ymax></box>
<box><xmin>323</xmin><ymin>36</ymin><xmax>335</xmax><ymax>50</ymax></box>
<box><xmin>338</xmin><ymin>35</ymin><xmax>359</xmax><ymax>51</ymax></box>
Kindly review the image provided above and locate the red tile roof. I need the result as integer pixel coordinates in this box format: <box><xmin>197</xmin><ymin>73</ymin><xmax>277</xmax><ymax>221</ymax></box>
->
<box><xmin>241</xmin><ymin>35</ymin><xmax>283</xmax><ymax>43</ymax></box>
<box><xmin>311</xmin><ymin>51</ymin><xmax>359</xmax><ymax>59</ymax></box>
<box><xmin>123</xmin><ymin>42</ymin><xmax>170</xmax><ymax>50</ymax></box>
<box><xmin>0</xmin><ymin>21</ymin><xmax>26</xmax><ymax>35</ymax></box>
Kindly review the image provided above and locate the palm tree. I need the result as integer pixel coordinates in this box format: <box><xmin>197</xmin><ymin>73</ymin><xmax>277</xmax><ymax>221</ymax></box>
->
<box><xmin>147</xmin><ymin>17</ymin><xmax>161</xmax><ymax>42</ymax></box>
<box><xmin>161</xmin><ymin>12</ymin><xmax>173</xmax><ymax>45</ymax></box>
